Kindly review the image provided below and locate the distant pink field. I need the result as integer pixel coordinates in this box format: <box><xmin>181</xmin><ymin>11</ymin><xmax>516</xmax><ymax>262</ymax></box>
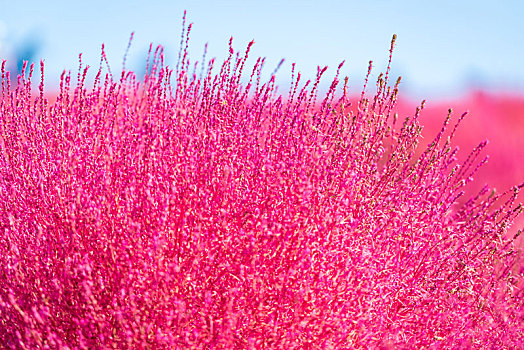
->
<box><xmin>397</xmin><ymin>91</ymin><xmax>524</xmax><ymax>236</ymax></box>
<box><xmin>411</xmin><ymin>91</ymin><xmax>524</xmax><ymax>194</ymax></box>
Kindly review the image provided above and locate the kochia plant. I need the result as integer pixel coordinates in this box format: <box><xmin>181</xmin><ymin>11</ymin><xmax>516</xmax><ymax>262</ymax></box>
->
<box><xmin>0</xmin><ymin>21</ymin><xmax>523</xmax><ymax>348</ymax></box>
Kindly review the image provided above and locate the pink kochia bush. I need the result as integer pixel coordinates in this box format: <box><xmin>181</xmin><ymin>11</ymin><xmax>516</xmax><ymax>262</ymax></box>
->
<box><xmin>1</xmin><ymin>23</ymin><xmax>523</xmax><ymax>348</ymax></box>
<box><xmin>399</xmin><ymin>92</ymin><xmax>524</xmax><ymax>237</ymax></box>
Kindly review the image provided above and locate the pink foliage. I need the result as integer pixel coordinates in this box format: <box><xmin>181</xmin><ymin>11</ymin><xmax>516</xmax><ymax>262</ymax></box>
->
<box><xmin>396</xmin><ymin>92</ymin><xmax>524</xmax><ymax>193</ymax></box>
<box><xmin>401</xmin><ymin>92</ymin><xmax>524</xmax><ymax>237</ymax></box>
<box><xmin>0</xmin><ymin>27</ymin><xmax>523</xmax><ymax>348</ymax></box>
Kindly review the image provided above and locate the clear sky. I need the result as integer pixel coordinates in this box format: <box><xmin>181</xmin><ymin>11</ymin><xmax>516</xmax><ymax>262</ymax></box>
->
<box><xmin>0</xmin><ymin>0</ymin><xmax>523</xmax><ymax>98</ymax></box>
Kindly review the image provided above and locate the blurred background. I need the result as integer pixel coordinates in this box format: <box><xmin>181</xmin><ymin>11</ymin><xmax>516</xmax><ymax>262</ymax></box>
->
<box><xmin>0</xmin><ymin>0</ymin><xmax>523</xmax><ymax>98</ymax></box>
<box><xmin>1</xmin><ymin>0</ymin><xmax>523</xmax><ymax>225</ymax></box>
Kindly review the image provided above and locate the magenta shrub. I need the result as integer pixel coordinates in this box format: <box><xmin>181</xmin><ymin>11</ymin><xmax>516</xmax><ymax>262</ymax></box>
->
<box><xmin>1</xmin><ymin>25</ymin><xmax>523</xmax><ymax>348</ymax></box>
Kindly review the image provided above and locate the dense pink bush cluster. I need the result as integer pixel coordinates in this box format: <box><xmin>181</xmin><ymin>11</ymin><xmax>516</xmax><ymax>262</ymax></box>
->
<box><xmin>1</xmin><ymin>24</ymin><xmax>523</xmax><ymax>348</ymax></box>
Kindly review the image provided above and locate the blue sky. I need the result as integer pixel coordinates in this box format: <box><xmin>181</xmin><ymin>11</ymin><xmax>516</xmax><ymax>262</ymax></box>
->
<box><xmin>0</xmin><ymin>0</ymin><xmax>523</xmax><ymax>98</ymax></box>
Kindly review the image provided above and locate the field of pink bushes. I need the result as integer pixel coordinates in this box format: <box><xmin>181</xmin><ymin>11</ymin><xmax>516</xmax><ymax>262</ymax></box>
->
<box><xmin>1</xmin><ymin>26</ymin><xmax>523</xmax><ymax>348</ymax></box>
<box><xmin>401</xmin><ymin>92</ymin><xmax>524</xmax><ymax>196</ymax></box>
<box><xmin>395</xmin><ymin>92</ymin><xmax>524</xmax><ymax>239</ymax></box>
